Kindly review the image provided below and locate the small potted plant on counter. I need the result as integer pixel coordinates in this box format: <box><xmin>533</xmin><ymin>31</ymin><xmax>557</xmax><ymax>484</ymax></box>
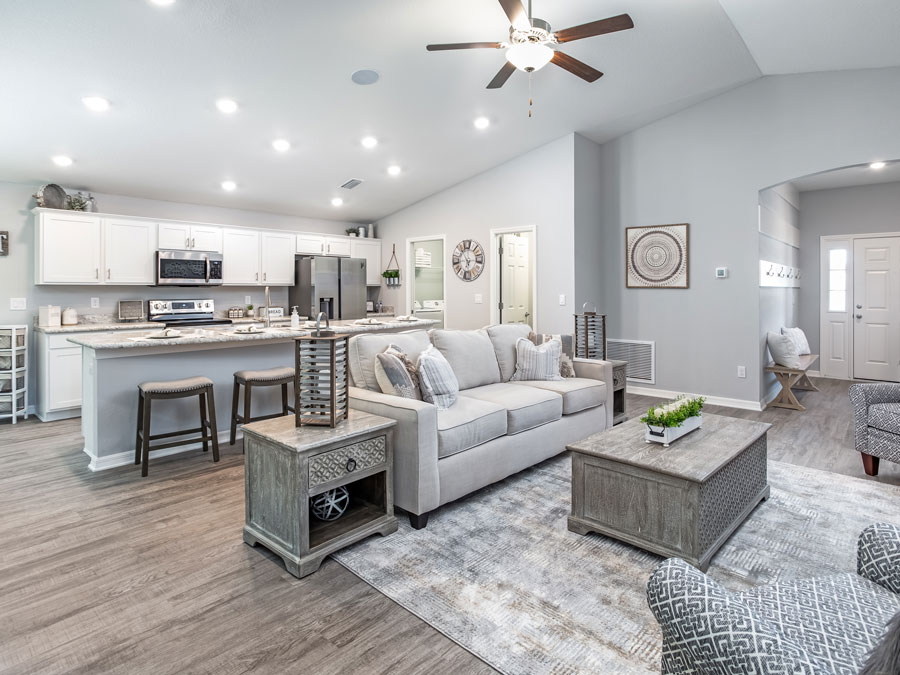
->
<box><xmin>641</xmin><ymin>395</ymin><xmax>705</xmax><ymax>447</ymax></box>
<box><xmin>246</xmin><ymin>304</ymin><xmax>255</xmax><ymax>317</ymax></box>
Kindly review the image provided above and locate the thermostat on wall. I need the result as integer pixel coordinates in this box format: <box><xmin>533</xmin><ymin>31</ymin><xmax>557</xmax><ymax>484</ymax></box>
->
<box><xmin>715</xmin><ymin>267</ymin><xmax>729</xmax><ymax>279</ymax></box>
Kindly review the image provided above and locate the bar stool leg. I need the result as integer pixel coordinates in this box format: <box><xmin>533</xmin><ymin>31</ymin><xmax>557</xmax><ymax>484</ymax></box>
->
<box><xmin>140</xmin><ymin>395</ymin><xmax>152</xmax><ymax>477</ymax></box>
<box><xmin>230</xmin><ymin>380</ymin><xmax>240</xmax><ymax>445</ymax></box>
<box><xmin>135</xmin><ymin>391</ymin><xmax>144</xmax><ymax>465</ymax></box>
<box><xmin>242</xmin><ymin>383</ymin><xmax>252</xmax><ymax>454</ymax></box>
<box><xmin>199</xmin><ymin>392</ymin><xmax>210</xmax><ymax>452</ymax></box>
<box><xmin>206</xmin><ymin>386</ymin><xmax>220</xmax><ymax>463</ymax></box>
<box><xmin>281</xmin><ymin>382</ymin><xmax>289</xmax><ymax>416</ymax></box>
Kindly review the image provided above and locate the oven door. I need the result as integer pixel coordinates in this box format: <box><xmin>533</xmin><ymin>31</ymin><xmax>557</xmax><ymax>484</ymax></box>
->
<box><xmin>156</xmin><ymin>250</ymin><xmax>224</xmax><ymax>285</ymax></box>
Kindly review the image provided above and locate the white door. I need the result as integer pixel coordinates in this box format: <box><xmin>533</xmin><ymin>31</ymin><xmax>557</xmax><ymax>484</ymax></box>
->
<box><xmin>38</xmin><ymin>212</ymin><xmax>103</xmax><ymax>284</ymax></box>
<box><xmin>296</xmin><ymin>233</ymin><xmax>324</xmax><ymax>255</ymax></box>
<box><xmin>350</xmin><ymin>239</ymin><xmax>382</xmax><ymax>285</ymax></box>
<box><xmin>47</xmin><ymin>347</ymin><xmax>82</xmax><ymax>409</ymax></box>
<box><xmin>819</xmin><ymin>239</ymin><xmax>851</xmax><ymax>379</ymax></box>
<box><xmin>325</xmin><ymin>237</ymin><xmax>352</xmax><ymax>257</ymax></box>
<box><xmin>853</xmin><ymin>237</ymin><xmax>900</xmax><ymax>381</ymax></box>
<box><xmin>260</xmin><ymin>231</ymin><xmax>295</xmax><ymax>285</ymax></box>
<box><xmin>222</xmin><ymin>229</ymin><xmax>261</xmax><ymax>285</ymax></box>
<box><xmin>500</xmin><ymin>233</ymin><xmax>532</xmax><ymax>324</ymax></box>
<box><xmin>157</xmin><ymin>222</ymin><xmax>192</xmax><ymax>250</ymax></box>
<box><xmin>190</xmin><ymin>225</ymin><xmax>223</xmax><ymax>252</ymax></box>
<box><xmin>104</xmin><ymin>218</ymin><xmax>157</xmax><ymax>284</ymax></box>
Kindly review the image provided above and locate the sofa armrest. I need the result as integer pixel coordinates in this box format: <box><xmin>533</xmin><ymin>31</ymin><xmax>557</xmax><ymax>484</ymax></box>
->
<box><xmin>349</xmin><ymin>387</ymin><xmax>440</xmax><ymax>516</ymax></box>
<box><xmin>573</xmin><ymin>358</ymin><xmax>614</xmax><ymax>428</ymax></box>
<box><xmin>849</xmin><ymin>383</ymin><xmax>900</xmax><ymax>453</ymax></box>
<box><xmin>857</xmin><ymin>522</ymin><xmax>900</xmax><ymax>594</ymax></box>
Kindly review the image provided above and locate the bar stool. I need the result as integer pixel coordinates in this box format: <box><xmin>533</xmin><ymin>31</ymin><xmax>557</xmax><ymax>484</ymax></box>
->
<box><xmin>135</xmin><ymin>376</ymin><xmax>219</xmax><ymax>477</ymax></box>
<box><xmin>230</xmin><ymin>366</ymin><xmax>295</xmax><ymax>446</ymax></box>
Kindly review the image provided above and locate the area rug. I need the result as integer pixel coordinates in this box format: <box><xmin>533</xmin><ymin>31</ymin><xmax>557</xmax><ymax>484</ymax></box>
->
<box><xmin>333</xmin><ymin>457</ymin><xmax>900</xmax><ymax>674</ymax></box>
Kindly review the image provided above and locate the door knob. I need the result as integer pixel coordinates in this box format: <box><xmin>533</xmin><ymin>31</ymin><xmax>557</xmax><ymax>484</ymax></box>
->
<box><xmin>856</xmin><ymin>304</ymin><xmax>862</xmax><ymax>309</ymax></box>
<box><xmin>856</xmin><ymin>313</ymin><xmax>863</xmax><ymax>319</ymax></box>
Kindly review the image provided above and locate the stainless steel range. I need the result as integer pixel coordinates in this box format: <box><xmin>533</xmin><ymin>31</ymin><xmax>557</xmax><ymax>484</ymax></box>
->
<box><xmin>148</xmin><ymin>299</ymin><xmax>233</xmax><ymax>327</ymax></box>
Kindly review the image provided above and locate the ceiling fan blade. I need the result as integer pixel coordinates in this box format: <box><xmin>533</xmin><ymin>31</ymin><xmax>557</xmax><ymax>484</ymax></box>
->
<box><xmin>487</xmin><ymin>61</ymin><xmax>517</xmax><ymax>89</ymax></box>
<box><xmin>426</xmin><ymin>42</ymin><xmax>502</xmax><ymax>51</ymax></box>
<box><xmin>554</xmin><ymin>13</ymin><xmax>634</xmax><ymax>43</ymax></box>
<box><xmin>551</xmin><ymin>51</ymin><xmax>603</xmax><ymax>82</ymax></box>
<box><xmin>498</xmin><ymin>0</ymin><xmax>531</xmax><ymax>31</ymax></box>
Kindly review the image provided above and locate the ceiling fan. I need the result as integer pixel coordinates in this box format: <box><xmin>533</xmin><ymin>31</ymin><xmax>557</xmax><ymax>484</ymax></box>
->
<box><xmin>426</xmin><ymin>0</ymin><xmax>634</xmax><ymax>89</ymax></box>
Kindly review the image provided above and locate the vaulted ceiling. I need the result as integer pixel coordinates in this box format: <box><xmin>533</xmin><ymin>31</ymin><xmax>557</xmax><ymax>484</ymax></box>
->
<box><xmin>1</xmin><ymin>1</ymin><xmax>898</xmax><ymax>221</ymax></box>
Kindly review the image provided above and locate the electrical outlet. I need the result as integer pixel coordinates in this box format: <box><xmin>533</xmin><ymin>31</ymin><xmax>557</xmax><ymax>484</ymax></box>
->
<box><xmin>737</xmin><ymin>365</ymin><xmax>746</xmax><ymax>378</ymax></box>
<box><xmin>90</xmin><ymin>297</ymin><xmax>100</xmax><ymax>309</ymax></box>
<box><xmin>245</xmin><ymin>295</ymin><xmax>252</xmax><ymax>304</ymax></box>
<box><xmin>9</xmin><ymin>297</ymin><xmax>26</xmax><ymax>311</ymax></box>
<box><xmin>559</xmin><ymin>294</ymin><xmax>566</xmax><ymax>306</ymax></box>
<box><xmin>474</xmin><ymin>294</ymin><xmax>483</xmax><ymax>304</ymax></box>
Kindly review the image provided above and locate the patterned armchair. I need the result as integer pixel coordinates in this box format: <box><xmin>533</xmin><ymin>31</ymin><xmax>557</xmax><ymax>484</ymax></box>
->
<box><xmin>647</xmin><ymin>523</ymin><xmax>900</xmax><ymax>674</ymax></box>
<box><xmin>849</xmin><ymin>382</ymin><xmax>900</xmax><ymax>476</ymax></box>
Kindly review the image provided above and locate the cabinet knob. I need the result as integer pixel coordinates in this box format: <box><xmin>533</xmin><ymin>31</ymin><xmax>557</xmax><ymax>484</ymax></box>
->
<box><xmin>345</xmin><ymin>458</ymin><xmax>357</xmax><ymax>472</ymax></box>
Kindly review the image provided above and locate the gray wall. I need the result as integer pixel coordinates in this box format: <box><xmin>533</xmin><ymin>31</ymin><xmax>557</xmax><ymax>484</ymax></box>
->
<box><xmin>574</xmin><ymin>134</ymin><xmax>606</xmax><ymax>323</ymax></box>
<box><xmin>592</xmin><ymin>67</ymin><xmax>900</xmax><ymax>405</ymax></box>
<box><xmin>799</xmin><ymin>180</ymin><xmax>900</xmax><ymax>354</ymax></box>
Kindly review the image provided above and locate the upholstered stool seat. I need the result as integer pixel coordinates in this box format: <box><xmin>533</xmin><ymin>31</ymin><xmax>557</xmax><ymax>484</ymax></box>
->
<box><xmin>139</xmin><ymin>375</ymin><xmax>214</xmax><ymax>394</ymax></box>
<box><xmin>230</xmin><ymin>366</ymin><xmax>295</xmax><ymax>446</ymax></box>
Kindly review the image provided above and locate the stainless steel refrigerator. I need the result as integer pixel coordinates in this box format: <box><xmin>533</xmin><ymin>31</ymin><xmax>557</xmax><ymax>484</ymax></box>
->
<box><xmin>289</xmin><ymin>256</ymin><xmax>367</xmax><ymax>320</ymax></box>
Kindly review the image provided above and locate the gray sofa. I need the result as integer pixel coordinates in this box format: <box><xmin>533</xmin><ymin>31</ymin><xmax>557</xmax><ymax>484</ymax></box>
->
<box><xmin>647</xmin><ymin>522</ymin><xmax>900</xmax><ymax>674</ymax></box>
<box><xmin>348</xmin><ymin>324</ymin><xmax>613</xmax><ymax>528</ymax></box>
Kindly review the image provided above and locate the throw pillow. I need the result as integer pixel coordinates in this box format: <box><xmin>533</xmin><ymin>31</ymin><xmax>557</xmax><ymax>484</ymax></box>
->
<box><xmin>511</xmin><ymin>337</ymin><xmax>564</xmax><ymax>382</ymax></box>
<box><xmin>374</xmin><ymin>345</ymin><xmax>421</xmax><ymax>400</ymax></box>
<box><xmin>417</xmin><ymin>344</ymin><xmax>459</xmax><ymax>409</ymax></box>
<box><xmin>781</xmin><ymin>326</ymin><xmax>811</xmax><ymax>355</ymax></box>
<box><xmin>767</xmin><ymin>331</ymin><xmax>801</xmax><ymax>368</ymax></box>
<box><xmin>528</xmin><ymin>331</ymin><xmax>576</xmax><ymax>378</ymax></box>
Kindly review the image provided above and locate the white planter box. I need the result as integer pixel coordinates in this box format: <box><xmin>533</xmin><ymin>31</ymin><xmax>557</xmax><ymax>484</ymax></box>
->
<box><xmin>645</xmin><ymin>413</ymin><xmax>702</xmax><ymax>447</ymax></box>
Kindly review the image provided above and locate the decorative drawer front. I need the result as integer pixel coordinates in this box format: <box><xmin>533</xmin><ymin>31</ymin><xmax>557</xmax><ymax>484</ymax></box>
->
<box><xmin>308</xmin><ymin>435</ymin><xmax>386</xmax><ymax>488</ymax></box>
<box><xmin>613</xmin><ymin>367</ymin><xmax>626</xmax><ymax>389</ymax></box>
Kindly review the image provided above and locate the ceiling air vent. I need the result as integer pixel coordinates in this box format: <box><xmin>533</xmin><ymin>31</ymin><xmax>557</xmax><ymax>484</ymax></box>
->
<box><xmin>341</xmin><ymin>179</ymin><xmax>363</xmax><ymax>190</ymax></box>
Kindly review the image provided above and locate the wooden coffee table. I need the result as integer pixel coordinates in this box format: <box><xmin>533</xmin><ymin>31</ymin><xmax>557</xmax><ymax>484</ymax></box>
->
<box><xmin>567</xmin><ymin>413</ymin><xmax>770</xmax><ymax>571</ymax></box>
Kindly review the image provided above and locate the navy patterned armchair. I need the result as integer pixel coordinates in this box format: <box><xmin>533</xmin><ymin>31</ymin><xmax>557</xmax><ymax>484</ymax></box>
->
<box><xmin>849</xmin><ymin>383</ymin><xmax>900</xmax><ymax>476</ymax></box>
<box><xmin>647</xmin><ymin>523</ymin><xmax>900</xmax><ymax>674</ymax></box>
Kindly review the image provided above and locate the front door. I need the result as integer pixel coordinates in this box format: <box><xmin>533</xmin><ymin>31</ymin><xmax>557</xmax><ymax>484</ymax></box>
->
<box><xmin>499</xmin><ymin>233</ymin><xmax>532</xmax><ymax>324</ymax></box>
<box><xmin>853</xmin><ymin>237</ymin><xmax>900</xmax><ymax>381</ymax></box>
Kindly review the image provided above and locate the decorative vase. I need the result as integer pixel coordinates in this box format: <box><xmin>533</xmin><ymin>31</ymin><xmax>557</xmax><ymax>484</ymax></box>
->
<box><xmin>368</xmin><ymin>223</ymin><xmax>375</xmax><ymax>238</ymax></box>
<box><xmin>644</xmin><ymin>413</ymin><xmax>702</xmax><ymax>447</ymax></box>
<box><xmin>357</xmin><ymin>226</ymin><xmax>366</xmax><ymax>238</ymax></box>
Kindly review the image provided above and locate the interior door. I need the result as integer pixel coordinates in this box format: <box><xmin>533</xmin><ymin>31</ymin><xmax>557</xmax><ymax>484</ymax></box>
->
<box><xmin>500</xmin><ymin>233</ymin><xmax>532</xmax><ymax>324</ymax></box>
<box><xmin>853</xmin><ymin>237</ymin><xmax>900</xmax><ymax>381</ymax></box>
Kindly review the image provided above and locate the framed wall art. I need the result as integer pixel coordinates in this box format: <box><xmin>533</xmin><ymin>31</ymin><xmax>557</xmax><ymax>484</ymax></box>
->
<box><xmin>625</xmin><ymin>223</ymin><xmax>689</xmax><ymax>289</ymax></box>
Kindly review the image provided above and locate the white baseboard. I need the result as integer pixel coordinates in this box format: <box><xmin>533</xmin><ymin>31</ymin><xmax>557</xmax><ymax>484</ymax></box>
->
<box><xmin>628</xmin><ymin>385</ymin><xmax>764</xmax><ymax>412</ymax></box>
<box><xmin>807</xmin><ymin>369</ymin><xmax>821</xmax><ymax>378</ymax></box>
<box><xmin>85</xmin><ymin>429</ymin><xmax>240</xmax><ymax>471</ymax></box>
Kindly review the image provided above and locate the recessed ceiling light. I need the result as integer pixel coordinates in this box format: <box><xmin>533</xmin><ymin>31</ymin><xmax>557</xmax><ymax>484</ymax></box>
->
<box><xmin>351</xmin><ymin>69</ymin><xmax>380</xmax><ymax>85</ymax></box>
<box><xmin>331</xmin><ymin>197</ymin><xmax>344</xmax><ymax>207</ymax></box>
<box><xmin>870</xmin><ymin>161</ymin><xmax>887</xmax><ymax>170</ymax></box>
<box><xmin>221</xmin><ymin>180</ymin><xmax>237</xmax><ymax>191</ymax></box>
<box><xmin>148</xmin><ymin>0</ymin><xmax>176</xmax><ymax>6</ymax></box>
<box><xmin>82</xmin><ymin>96</ymin><xmax>110</xmax><ymax>112</ymax></box>
<box><xmin>360</xmin><ymin>136</ymin><xmax>378</xmax><ymax>149</ymax></box>
<box><xmin>272</xmin><ymin>138</ymin><xmax>291</xmax><ymax>152</ymax></box>
<box><xmin>216</xmin><ymin>98</ymin><xmax>238</xmax><ymax>114</ymax></box>
<box><xmin>387</xmin><ymin>165</ymin><xmax>402</xmax><ymax>176</ymax></box>
<box><xmin>473</xmin><ymin>116</ymin><xmax>490</xmax><ymax>130</ymax></box>
<box><xmin>52</xmin><ymin>155</ymin><xmax>73</xmax><ymax>167</ymax></box>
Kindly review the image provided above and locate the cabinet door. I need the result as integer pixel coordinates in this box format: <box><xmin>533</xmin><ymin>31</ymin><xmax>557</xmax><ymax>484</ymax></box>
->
<box><xmin>222</xmin><ymin>229</ymin><xmax>261</xmax><ymax>285</ymax></box>
<box><xmin>157</xmin><ymin>222</ymin><xmax>192</xmax><ymax>250</ymax></box>
<box><xmin>296</xmin><ymin>233</ymin><xmax>324</xmax><ymax>255</ymax></box>
<box><xmin>260</xmin><ymin>231</ymin><xmax>296</xmax><ymax>285</ymax></box>
<box><xmin>104</xmin><ymin>218</ymin><xmax>157</xmax><ymax>284</ymax></box>
<box><xmin>47</xmin><ymin>347</ymin><xmax>83</xmax><ymax>410</ymax></box>
<box><xmin>324</xmin><ymin>237</ymin><xmax>352</xmax><ymax>257</ymax></box>
<box><xmin>38</xmin><ymin>212</ymin><xmax>103</xmax><ymax>284</ymax></box>
<box><xmin>190</xmin><ymin>225</ymin><xmax>223</xmax><ymax>252</ymax></box>
<box><xmin>350</xmin><ymin>239</ymin><xmax>382</xmax><ymax>285</ymax></box>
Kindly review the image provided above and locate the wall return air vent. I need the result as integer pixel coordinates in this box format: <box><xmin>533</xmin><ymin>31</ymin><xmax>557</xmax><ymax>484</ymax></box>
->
<box><xmin>606</xmin><ymin>339</ymin><xmax>655</xmax><ymax>384</ymax></box>
<box><xmin>340</xmin><ymin>179</ymin><xmax>363</xmax><ymax>190</ymax></box>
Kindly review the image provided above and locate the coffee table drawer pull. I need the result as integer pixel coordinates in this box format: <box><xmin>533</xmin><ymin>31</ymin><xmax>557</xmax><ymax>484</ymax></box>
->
<box><xmin>309</xmin><ymin>436</ymin><xmax>386</xmax><ymax>488</ymax></box>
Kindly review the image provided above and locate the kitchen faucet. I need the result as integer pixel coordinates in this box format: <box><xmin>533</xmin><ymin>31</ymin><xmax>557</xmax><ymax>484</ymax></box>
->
<box><xmin>264</xmin><ymin>286</ymin><xmax>271</xmax><ymax>329</ymax></box>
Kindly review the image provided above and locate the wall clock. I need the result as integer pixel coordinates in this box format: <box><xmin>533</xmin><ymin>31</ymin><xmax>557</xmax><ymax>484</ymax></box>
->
<box><xmin>452</xmin><ymin>239</ymin><xmax>485</xmax><ymax>281</ymax></box>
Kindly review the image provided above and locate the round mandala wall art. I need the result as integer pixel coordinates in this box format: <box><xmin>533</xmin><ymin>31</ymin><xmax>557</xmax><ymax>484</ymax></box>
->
<box><xmin>625</xmin><ymin>223</ymin><xmax>689</xmax><ymax>288</ymax></box>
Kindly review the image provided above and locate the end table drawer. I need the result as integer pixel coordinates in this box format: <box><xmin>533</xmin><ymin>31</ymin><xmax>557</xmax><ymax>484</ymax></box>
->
<box><xmin>309</xmin><ymin>435</ymin><xmax>386</xmax><ymax>488</ymax></box>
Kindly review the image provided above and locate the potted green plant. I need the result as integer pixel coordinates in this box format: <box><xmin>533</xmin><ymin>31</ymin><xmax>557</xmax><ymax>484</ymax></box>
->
<box><xmin>346</xmin><ymin>227</ymin><xmax>358</xmax><ymax>237</ymax></box>
<box><xmin>246</xmin><ymin>304</ymin><xmax>255</xmax><ymax>317</ymax></box>
<box><xmin>640</xmin><ymin>396</ymin><xmax>705</xmax><ymax>447</ymax></box>
<box><xmin>381</xmin><ymin>269</ymin><xmax>400</xmax><ymax>286</ymax></box>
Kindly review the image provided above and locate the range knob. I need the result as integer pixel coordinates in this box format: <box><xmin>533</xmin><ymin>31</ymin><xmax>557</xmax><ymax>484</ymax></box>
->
<box><xmin>153</xmin><ymin>302</ymin><xmax>162</xmax><ymax>310</ymax></box>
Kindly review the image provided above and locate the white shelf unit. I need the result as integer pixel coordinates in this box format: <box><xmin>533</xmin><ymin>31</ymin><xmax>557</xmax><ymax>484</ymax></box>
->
<box><xmin>0</xmin><ymin>325</ymin><xmax>28</xmax><ymax>424</ymax></box>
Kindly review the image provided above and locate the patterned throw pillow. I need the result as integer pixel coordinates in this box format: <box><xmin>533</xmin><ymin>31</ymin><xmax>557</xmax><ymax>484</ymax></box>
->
<box><xmin>374</xmin><ymin>345</ymin><xmax>421</xmax><ymax>400</ymax></box>
<box><xmin>417</xmin><ymin>344</ymin><xmax>459</xmax><ymax>409</ymax></box>
<box><xmin>528</xmin><ymin>331</ymin><xmax>576</xmax><ymax>378</ymax></box>
<box><xmin>511</xmin><ymin>337</ymin><xmax>564</xmax><ymax>382</ymax></box>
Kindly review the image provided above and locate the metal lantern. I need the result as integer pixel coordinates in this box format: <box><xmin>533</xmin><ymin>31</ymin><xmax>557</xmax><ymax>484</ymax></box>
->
<box><xmin>295</xmin><ymin>333</ymin><xmax>349</xmax><ymax>427</ymax></box>
<box><xmin>574</xmin><ymin>303</ymin><xmax>607</xmax><ymax>360</ymax></box>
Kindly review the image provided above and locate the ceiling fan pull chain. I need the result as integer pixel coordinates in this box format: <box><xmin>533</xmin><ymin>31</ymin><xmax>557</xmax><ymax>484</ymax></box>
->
<box><xmin>528</xmin><ymin>72</ymin><xmax>534</xmax><ymax>118</ymax></box>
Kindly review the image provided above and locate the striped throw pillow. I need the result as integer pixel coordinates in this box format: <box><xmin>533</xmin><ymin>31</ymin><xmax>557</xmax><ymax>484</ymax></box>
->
<box><xmin>417</xmin><ymin>345</ymin><xmax>459</xmax><ymax>409</ymax></box>
<box><xmin>511</xmin><ymin>337</ymin><xmax>563</xmax><ymax>382</ymax></box>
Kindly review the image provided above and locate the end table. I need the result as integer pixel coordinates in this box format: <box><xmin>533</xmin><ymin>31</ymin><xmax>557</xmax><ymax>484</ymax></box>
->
<box><xmin>611</xmin><ymin>359</ymin><xmax>627</xmax><ymax>425</ymax></box>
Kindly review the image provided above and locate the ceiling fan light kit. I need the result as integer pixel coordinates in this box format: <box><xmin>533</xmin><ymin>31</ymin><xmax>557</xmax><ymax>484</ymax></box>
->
<box><xmin>506</xmin><ymin>42</ymin><xmax>553</xmax><ymax>72</ymax></box>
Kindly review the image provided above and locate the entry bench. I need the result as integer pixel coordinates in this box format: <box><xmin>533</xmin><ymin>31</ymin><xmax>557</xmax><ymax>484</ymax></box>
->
<box><xmin>765</xmin><ymin>353</ymin><xmax>819</xmax><ymax>411</ymax></box>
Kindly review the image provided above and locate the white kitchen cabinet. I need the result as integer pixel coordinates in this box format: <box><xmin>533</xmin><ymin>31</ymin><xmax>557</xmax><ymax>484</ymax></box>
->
<box><xmin>158</xmin><ymin>222</ymin><xmax>223</xmax><ymax>252</ymax></box>
<box><xmin>222</xmin><ymin>228</ymin><xmax>262</xmax><ymax>285</ymax></box>
<box><xmin>35</xmin><ymin>211</ymin><xmax>104</xmax><ymax>284</ymax></box>
<box><xmin>191</xmin><ymin>225</ymin><xmax>223</xmax><ymax>252</ymax></box>
<box><xmin>350</xmin><ymin>239</ymin><xmax>382</xmax><ymax>285</ymax></box>
<box><xmin>104</xmin><ymin>217</ymin><xmax>157</xmax><ymax>284</ymax></box>
<box><xmin>324</xmin><ymin>237</ymin><xmax>352</xmax><ymax>257</ymax></box>
<box><xmin>260</xmin><ymin>231</ymin><xmax>296</xmax><ymax>285</ymax></box>
<box><xmin>157</xmin><ymin>221</ymin><xmax>192</xmax><ymax>250</ymax></box>
<box><xmin>296</xmin><ymin>233</ymin><xmax>325</xmax><ymax>255</ymax></box>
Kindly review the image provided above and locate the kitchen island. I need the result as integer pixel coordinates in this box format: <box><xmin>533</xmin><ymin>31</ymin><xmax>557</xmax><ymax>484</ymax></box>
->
<box><xmin>68</xmin><ymin>318</ymin><xmax>435</xmax><ymax>471</ymax></box>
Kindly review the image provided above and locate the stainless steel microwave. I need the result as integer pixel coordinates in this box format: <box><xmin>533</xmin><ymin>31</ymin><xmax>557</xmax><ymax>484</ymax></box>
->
<box><xmin>156</xmin><ymin>250</ymin><xmax>224</xmax><ymax>286</ymax></box>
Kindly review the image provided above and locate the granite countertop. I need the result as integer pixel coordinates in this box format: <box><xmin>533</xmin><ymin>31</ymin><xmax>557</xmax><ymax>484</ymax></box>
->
<box><xmin>66</xmin><ymin>318</ymin><xmax>435</xmax><ymax>350</ymax></box>
<box><xmin>35</xmin><ymin>322</ymin><xmax>158</xmax><ymax>334</ymax></box>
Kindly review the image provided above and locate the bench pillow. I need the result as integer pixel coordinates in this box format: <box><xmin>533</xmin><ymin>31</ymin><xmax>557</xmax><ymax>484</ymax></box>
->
<box><xmin>781</xmin><ymin>327</ymin><xmax>811</xmax><ymax>355</ymax></box>
<box><xmin>511</xmin><ymin>337</ymin><xmax>564</xmax><ymax>382</ymax></box>
<box><xmin>431</xmin><ymin>329</ymin><xmax>501</xmax><ymax>390</ymax></box>
<box><xmin>417</xmin><ymin>344</ymin><xmax>460</xmax><ymax>409</ymax></box>
<box><xmin>767</xmin><ymin>331</ymin><xmax>801</xmax><ymax>369</ymax></box>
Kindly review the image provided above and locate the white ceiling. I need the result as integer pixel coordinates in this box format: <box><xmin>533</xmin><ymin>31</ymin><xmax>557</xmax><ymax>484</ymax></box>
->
<box><xmin>0</xmin><ymin>1</ymin><xmax>896</xmax><ymax>222</ymax></box>
<box><xmin>791</xmin><ymin>161</ymin><xmax>900</xmax><ymax>192</ymax></box>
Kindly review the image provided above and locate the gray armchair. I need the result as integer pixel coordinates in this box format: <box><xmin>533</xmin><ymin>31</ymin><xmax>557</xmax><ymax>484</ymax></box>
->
<box><xmin>849</xmin><ymin>383</ymin><xmax>900</xmax><ymax>476</ymax></box>
<box><xmin>647</xmin><ymin>522</ymin><xmax>900</xmax><ymax>674</ymax></box>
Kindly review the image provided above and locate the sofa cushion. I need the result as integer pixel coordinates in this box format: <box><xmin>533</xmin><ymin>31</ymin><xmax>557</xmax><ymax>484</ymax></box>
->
<box><xmin>484</xmin><ymin>323</ymin><xmax>533</xmax><ymax>382</ymax></box>
<box><xmin>417</xmin><ymin>344</ymin><xmax>460</xmax><ymax>409</ymax></box>
<box><xmin>461</xmin><ymin>383</ymin><xmax>562</xmax><ymax>434</ymax></box>
<box><xmin>511</xmin><ymin>378</ymin><xmax>607</xmax><ymax>415</ymax></box>
<box><xmin>349</xmin><ymin>330</ymin><xmax>431</xmax><ymax>391</ymax></box>
<box><xmin>868</xmin><ymin>402</ymin><xmax>900</xmax><ymax>435</ymax></box>
<box><xmin>431</xmin><ymin>329</ymin><xmax>501</xmax><ymax>390</ymax></box>
<box><xmin>510</xmin><ymin>337</ymin><xmax>563</xmax><ymax>382</ymax></box>
<box><xmin>436</xmin><ymin>397</ymin><xmax>507</xmax><ymax>459</ymax></box>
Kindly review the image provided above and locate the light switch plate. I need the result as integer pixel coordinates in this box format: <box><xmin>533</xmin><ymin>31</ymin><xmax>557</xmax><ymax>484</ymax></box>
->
<box><xmin>559</xmin><ymin>294</ymin><xmax>566</xmax><ymax>306</ymax></box>
<box><xmin>90</xmin><ymin>297</ymin><xmax>100</xmax><ymax>309</ymax></box>
<box><xmin>474</xmin><ymin>294</ymin><xmax>483</xmax><ymax>304</ymax></box>
<box><xmin>737</xmin><ymin>365</ymin><xmax>746</xmax><ymax>378</ymax></box>
<box><xmin>10</xmin><ymin>297</ymin><xmax>26</xmax><ymax>310</ymax></box>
